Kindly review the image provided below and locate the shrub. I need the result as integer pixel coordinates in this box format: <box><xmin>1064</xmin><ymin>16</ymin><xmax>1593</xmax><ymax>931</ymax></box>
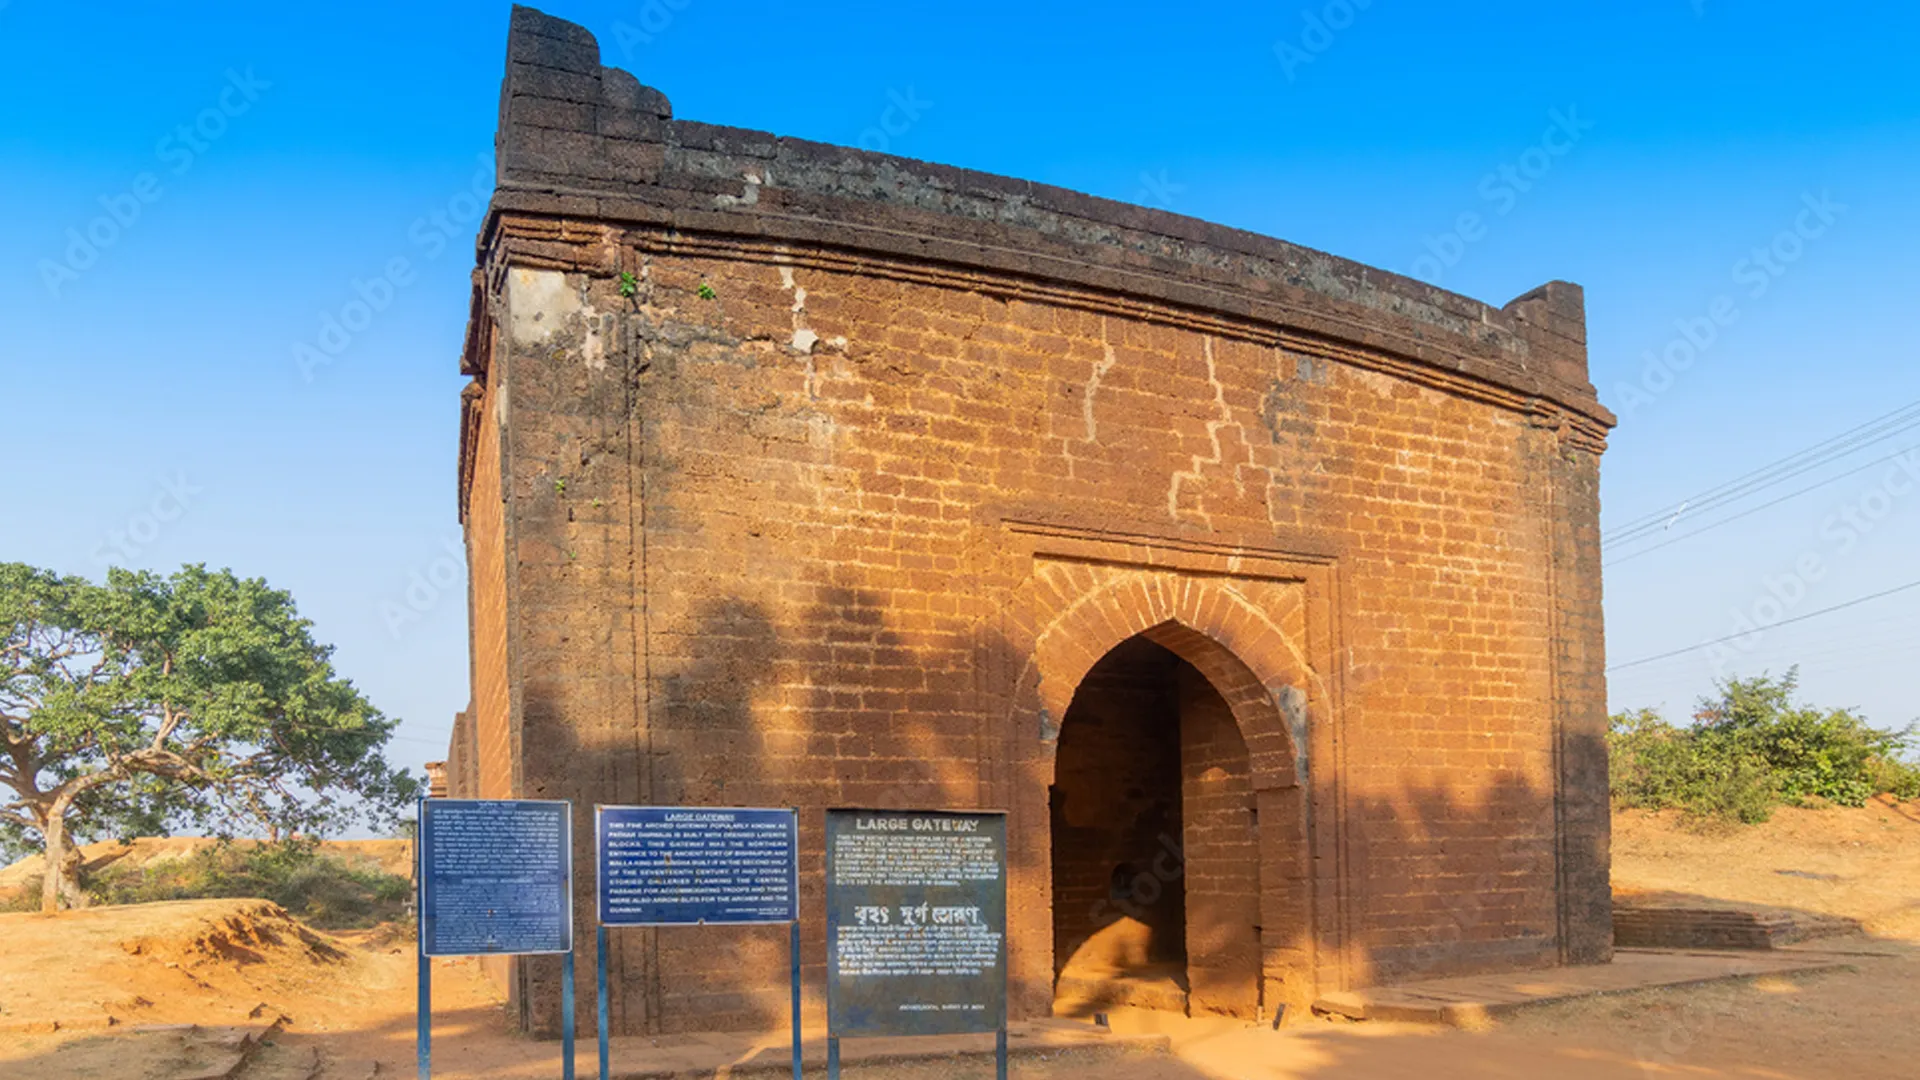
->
<box><xmin>1610</xmin><ymin>707</ymin><xmax>1778</xmax><ymax>823</ymax></box>
<box><xmin>83</xmin><ymin>840</ymin><xmax>412</xmax><ymax>929</ymax></box>
<box><xmin>1867</xmin><ymin>756</ymin><xmax>1920</xmax><ymax>800</ymax></box>
<box><xmin>1611</xmin><ymin>670</ymin><xmax>1920</xmax><ymax>823</ymax></box>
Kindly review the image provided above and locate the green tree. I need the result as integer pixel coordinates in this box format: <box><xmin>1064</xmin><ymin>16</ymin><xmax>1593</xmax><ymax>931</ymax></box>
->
<box><xmin>1610</xmin><ymin>669</ymin><xmax>1920</xmax><ymax>823</ymax></box>
<box><xmin>1693</xmin><ymin>670</ymin><xmax>1916</xmax><ymax>807</ymax></box>
<box><xmin>0</xmin><ymin>563</ymin><xmax>417</xmax><ymax>912</ymax></box>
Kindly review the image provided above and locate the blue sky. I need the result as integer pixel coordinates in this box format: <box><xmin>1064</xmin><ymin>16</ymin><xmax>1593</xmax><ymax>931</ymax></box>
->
<box><xmin>3</xmin><ymin>0</ymin><xmax>1918</xmax><ymax>789</ymax></box>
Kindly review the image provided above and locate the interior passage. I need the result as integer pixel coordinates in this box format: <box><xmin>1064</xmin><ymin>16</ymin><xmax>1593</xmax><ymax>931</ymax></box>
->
<box><xmin>1050</xmin><ymin>635</ymin><xmax>1262</xmax><ymax>1018</ymax></box>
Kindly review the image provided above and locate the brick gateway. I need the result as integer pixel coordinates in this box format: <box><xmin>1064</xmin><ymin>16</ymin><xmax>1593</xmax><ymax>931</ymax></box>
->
<box><xmin>443</xmin><ymin>7</ymin><xmax>1616</xmax><ymax>1038</ymax></box>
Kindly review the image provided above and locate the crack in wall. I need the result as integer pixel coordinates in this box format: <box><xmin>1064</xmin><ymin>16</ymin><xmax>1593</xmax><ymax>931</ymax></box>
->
<box><xmin>1085</xmin><ymin>322</ymin><xmax>1117</xmax><ymax>443</ymax></box>
<box><xmin>777</xmin><ymin>264</ymin><xmax>836</xmax><ymax>400</ymax></box>
<box><xmin>1168</xmin><ymin>335</ymin><xmax>1256</xmax><ymax>527</ymax></box>
<box><xmin>1062</xmin><ymin>318</ymin><xmax>1119</xmax><ymax>481</ymax></box>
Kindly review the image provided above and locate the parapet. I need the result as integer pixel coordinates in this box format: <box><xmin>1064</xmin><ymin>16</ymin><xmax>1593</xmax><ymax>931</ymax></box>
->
<box><xmin>479</xmin><ymin>6</ymin><xmax>1613</xmax><ymax>437</ymax></box>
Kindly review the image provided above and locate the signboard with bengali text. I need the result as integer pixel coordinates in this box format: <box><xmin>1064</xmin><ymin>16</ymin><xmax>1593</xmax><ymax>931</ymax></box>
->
<box><xmin>825</xmin><ymin>808</ymin><xmax>1008</xmax><ymax>1037</ymax></box>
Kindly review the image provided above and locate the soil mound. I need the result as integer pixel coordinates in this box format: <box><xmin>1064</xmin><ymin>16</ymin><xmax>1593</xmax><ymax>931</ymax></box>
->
<box><xmin>0</xmin><ymin>898</ymin><xmax>369</xmax><ymax>1033</ymax></box>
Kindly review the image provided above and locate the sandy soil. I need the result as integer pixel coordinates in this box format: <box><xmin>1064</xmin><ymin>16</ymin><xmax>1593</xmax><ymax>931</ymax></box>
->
<box><xmin>3</xmin><ymin>803</ymin><xmax>1918</xmax><ymax>1079</ymax></box>
<box><xmin>0</xmin><ymin>899</ymin><xmax>505</xmax><ymax>1079</ymax></box>
<box><xmin>1612</xmin><ymin>794</ymin><xmax>1920</xmax><ymax>939</ymax></box>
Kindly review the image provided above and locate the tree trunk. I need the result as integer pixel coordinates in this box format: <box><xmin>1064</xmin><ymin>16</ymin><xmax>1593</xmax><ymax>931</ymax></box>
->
<box><xmin>59</xmin><ymin>845</ymin><xmax>89</xmax><ymax>909</ymax></box>
<box><xmin>40</xmin><ymin>811</ymin><xmax>68</xmax><ymax>914</ymax></box>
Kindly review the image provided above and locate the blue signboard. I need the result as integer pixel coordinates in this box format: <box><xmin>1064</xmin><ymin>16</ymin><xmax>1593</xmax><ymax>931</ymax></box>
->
<box><xmin>825</xmin><ymin>809</ymin><xmax>1008</xmax><ymax>1038</ymax></box>
<box><xmin>597</xmin><ymin>806</ymin><xmax>799</xmax><ymax>926</ymax></box>
<box><xmin>420</xmin><ymin>798</ymin><xmax>573</xmax><ymax>957</ymax></box>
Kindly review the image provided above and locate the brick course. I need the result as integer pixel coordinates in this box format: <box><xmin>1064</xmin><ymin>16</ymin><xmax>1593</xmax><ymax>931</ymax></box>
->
<box><xmin>448</xmin><ymin>6</ymin><xmax>1615</xmax><ymax>1037</ymax></box>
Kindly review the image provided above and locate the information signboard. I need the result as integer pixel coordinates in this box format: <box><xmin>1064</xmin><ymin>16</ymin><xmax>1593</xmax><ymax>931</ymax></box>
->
<box><xmin>597</xmin><ymin>806</ymin><xmax>799</xmax><ymax>926</ymax></box>
<box><xmin>419</xmin><ymin>798</ymin><xmax>573</xmax><ymax>957</ymax></box>
<box><xmin>824</xmin><ymin>808</ymin><xmax>1008</xmax><ymax>1038</ymax></box>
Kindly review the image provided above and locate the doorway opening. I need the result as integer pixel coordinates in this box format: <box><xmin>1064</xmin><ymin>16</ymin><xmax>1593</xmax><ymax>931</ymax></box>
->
<box><xmin>1049</xmin><ymin>634</ymin><xmax>1263</xmax><ymax>1019</ymax></box>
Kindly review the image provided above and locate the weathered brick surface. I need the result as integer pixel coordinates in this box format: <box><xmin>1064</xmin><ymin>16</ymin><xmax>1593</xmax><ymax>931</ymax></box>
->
<box><xmin>450</xmin><ymin>7</ymin><xmax>1615</xmax><ymax>1037</ymax></box>
<box><xmin>445</xmin><ymin>710</ymin><xmax>477</xmax><ymax>800</ymax></box>
<box><xmin>462</xmin><ymin>367</ymin><xmax>513</xmax><ymax>804</ymax></box>
<box><xmin>1177</xmin><ymin>665</ymin><xmax>1261</xmax><ymax>1017</ymax></box>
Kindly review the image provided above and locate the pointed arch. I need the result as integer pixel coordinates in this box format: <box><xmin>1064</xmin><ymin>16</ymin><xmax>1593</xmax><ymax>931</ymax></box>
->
<box><xmin>1003</xmin><ymin>557</ymin><xmax>1330</xmax><ymax>1020</ymax></box>
<box><xmin>1017</xmin><ymin>568</ymin><xmax>1313</xmax><ymax>792</ymax></box>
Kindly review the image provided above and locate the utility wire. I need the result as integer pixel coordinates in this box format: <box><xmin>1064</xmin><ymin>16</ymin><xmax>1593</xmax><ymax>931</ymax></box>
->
<box><xmin>1604</xmin><ymin>443</ymin><xmax>1920</xmax><ymax>567</ymax></box>
<box><xmin>1605</xmin><ymin>399</ymin><xmax>1920</xmax><ymax>549</ymax></box>
<box><xmin>1607</xmin><ymin>398</ymin><xmax>1920</xmax><ymax>537</ymax></box>
<box><xmin>1607</xmin><ymin>576</ymin><xmax>1920</xmax><ymax>673</ymax></box>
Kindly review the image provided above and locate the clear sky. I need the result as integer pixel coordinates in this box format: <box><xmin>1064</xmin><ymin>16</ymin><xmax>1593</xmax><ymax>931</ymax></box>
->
<box><xmin>3</xmin><ymin>0</ymin><xmax>1918</xmax><ymax>788</ymax></box>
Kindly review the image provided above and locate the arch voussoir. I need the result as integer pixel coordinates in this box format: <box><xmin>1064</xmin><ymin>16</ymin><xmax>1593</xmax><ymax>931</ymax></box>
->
<box><xmin>1025</xmin><ymin>574</ymin><xmax>1310</xmax><ymax>786</ymax></box>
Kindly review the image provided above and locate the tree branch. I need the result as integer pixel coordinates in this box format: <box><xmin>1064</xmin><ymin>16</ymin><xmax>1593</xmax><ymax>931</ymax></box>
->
<box><xmin>154</xmin><ymin>705</ymin><xmax>185</xmax><ymax>749</ymax></box>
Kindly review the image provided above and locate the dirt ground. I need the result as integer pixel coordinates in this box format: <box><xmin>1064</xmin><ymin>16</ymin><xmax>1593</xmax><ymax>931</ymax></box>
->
<box><xmin>3</xmin><ymin>802</ymin><xmax>1919</xmax><ymax>1079</ymax></box>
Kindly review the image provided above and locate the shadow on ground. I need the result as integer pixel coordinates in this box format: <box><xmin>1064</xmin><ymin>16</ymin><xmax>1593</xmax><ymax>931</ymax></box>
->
<box><xmin>14</xmin><ymin>965</ymin><xmax>1920</xmax><ymax>1080</ymax></box>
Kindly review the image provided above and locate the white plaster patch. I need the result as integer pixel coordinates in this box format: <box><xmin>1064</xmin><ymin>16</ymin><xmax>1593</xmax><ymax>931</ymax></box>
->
<box><xmin>582</xmin><ymin>314</ymin><xmax>607</xmax><ymax>370</ymax></box>
<box><xmin>507</xmin><ymin>269</ymin><xmax>581</xmax><ymax>347</ymax></box>
<box><xmin>1085</xmin><ymin>338</ymin><xmax>1117</xmax><ymax>442</ymax></box>
<box><xmin>779</xmin><ymin>265</ymin><xmax>823</xmax><ymax>359</ymax></box>
<box><xmin>1167</xmin><ymin>335</ymin><xmax>1253</xmax><ymax>525</ymax></box>
<box><xmin>715</xmin><ymin>170</ymin><xmax>764</xmax><ymax>209</ymax></box>
<box><xmin>1063</xmin><ymin>319</ymin><xmax>1119</xmax><ymax>481</ymax></box>
<box><xmin>508</xmin><ymin>268</ymin><xmax>607</xmax><ymax>369</ymax></box>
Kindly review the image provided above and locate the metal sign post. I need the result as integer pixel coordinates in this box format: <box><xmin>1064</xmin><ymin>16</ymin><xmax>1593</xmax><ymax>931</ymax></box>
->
<box><xmin>595</xmin><ymin>927</ymin><xmax>608</xmax><ymax>1080</ymax></box>
<box><xmin>823</xmin><ymin>808</ymin><xmax>1009</xmax><ymax>1080</ymax></box>
<box><xmin>416</xmin><ymin>797</ymin><xmax>430</xmax><ymax>1080</ymax></box>
<box><xmin>790</xmin><ymin>917</ymin><xmax>803</xmax><ymax>1080</ymax></box>
<box><xmin>594</xmin><ymin>806</ymin><xmax>802</xmax><ymax>1080</ymax></box>
<box><xmin>416</xmin><ymin>798</ymin><xmax>576</xmax><ymax>1080</ymax></box>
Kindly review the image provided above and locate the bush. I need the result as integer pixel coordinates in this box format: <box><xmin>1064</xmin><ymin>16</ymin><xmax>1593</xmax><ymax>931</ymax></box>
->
<box><xmin>1610</xmin><ymin>706</ymin><xmax>1779</xmax><ymax>823</ymax></box>
<box><xmin>1867</xmin><ymin>756</ymin><xmax>1920</xmax><ymax>800</ymax></box>
<box><xmin>83</xmin><ymin>840</ymin><xmax>412</xmax><ymax>929</ymax></box>
<box><xmin>1611</xmin><ymin>670</ymin><xmax>1920</xmax><ymax>824</ymax></box>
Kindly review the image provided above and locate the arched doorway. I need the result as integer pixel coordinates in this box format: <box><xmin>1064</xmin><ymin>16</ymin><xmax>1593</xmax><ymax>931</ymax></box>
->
<box><xmin>1049</xmin><ymin>634</ymin><xmax>1263</xmax><ymax>1019</ymax></box>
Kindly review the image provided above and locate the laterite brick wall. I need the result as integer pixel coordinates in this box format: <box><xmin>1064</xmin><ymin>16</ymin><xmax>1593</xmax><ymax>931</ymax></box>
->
<box><xmin>449</xmin><ymin>6</ymin><xmax>1616</xmax><ymax>1037</ymax></box>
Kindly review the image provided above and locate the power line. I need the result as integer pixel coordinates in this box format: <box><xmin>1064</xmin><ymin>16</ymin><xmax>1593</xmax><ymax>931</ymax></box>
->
<box><xmin>1604</xmin><ymin>443</ymin><xmax>1920</xmax><ymax>567</ymax></box>
<box><xmin>385</xmin><ymin>732</ymin><xmax>452</xmax><ymax>748</ymax></box>
<box><xmin>1607</xmin><ymin>397</ymin><xmax>1920</xmax><ymax>539</ymax></box>
<box><xmin>1607</xmin><ymin>576</ymin><xmax>1920</xmax><ymax>673</ymax></box>
<box><xmin>1605</xmin><ymin>398</ymin><xmax>1920</xmax><ymax>549</ymax></box>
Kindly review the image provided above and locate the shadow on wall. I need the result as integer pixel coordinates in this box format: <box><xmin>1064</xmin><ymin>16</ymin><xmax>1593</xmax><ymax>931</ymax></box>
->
<box><xmin>510</xmin><ymin>585</ymin><xmax>1031</xmax><ymax>1037</ymax></box>
<box><xmin>1056</xmin><ymin>766</ymin><xmax>1580</xmax><ymax>1006</ymax></box>
<box><xmin>494</xmin><ymin>560</ymin><xmax>1603</xmax><ymax>1038</ymax></box>
<box><xmin>1339</xmin><ymin>773</ymin><xmax>1571</xmax><ymax>984</ymax></box>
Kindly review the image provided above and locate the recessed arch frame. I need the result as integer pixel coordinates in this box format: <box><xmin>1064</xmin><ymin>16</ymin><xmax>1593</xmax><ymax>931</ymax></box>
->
<box><xmin>993</xmin><ymin>530</ymin><xmax>1350</xmax><ymax>1021</ymax></box>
